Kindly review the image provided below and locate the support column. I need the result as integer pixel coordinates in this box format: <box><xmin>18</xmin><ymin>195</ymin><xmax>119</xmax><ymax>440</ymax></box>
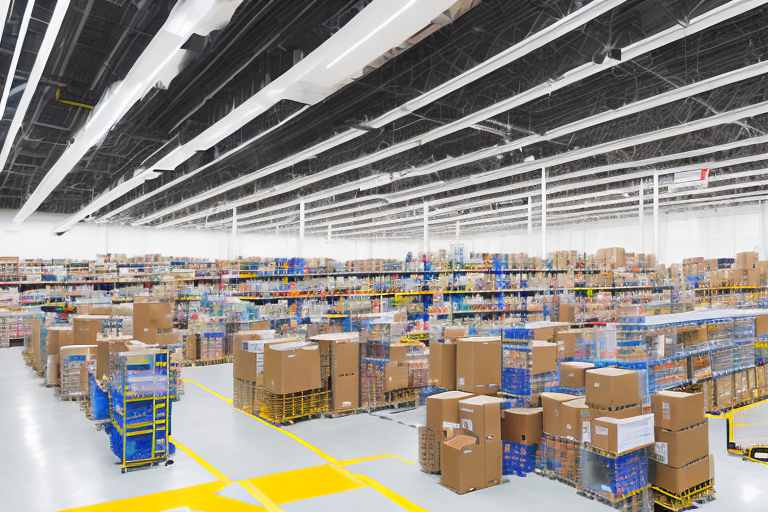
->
<box><xmin>231</xmin><ymin>207</ymin><xmax>238</xmax><ymax>260</ymax></box>
<box><xmin>541</xmin><ymin>168</ymin><xmax>547</xmax><ymax>260</ymax></box>
<box><xmin>528</xmin><ymin>196</ymin><xmax>533</xmax><ymax>255</ymax></box>
<box><xmin>455</xmin><ymin>221</ymin><xmax>460</xmax><ymax>240</ymax></box>
<box><xmin>299</xmin><ymin>200</ymin><xmax>305</xmax><ymax>257</ymax></box>
<box><xmin>653</xmin><ymin>170</ymin><xmax>660</xmax><ymax>261</ymax></box>
<box><xmin>639</xmin><ymin>184</ymin><xmax>644</xmax><ymax>254</ymax></box>
<box><xmin>327</xmin><ymin>223</ymin><xmax>332</xmax><ymax>243</ymax></box>
<box><xmin>423</xmin><ymin>202</ymin><xmax>429</xmax><ymax>254</ymax></box>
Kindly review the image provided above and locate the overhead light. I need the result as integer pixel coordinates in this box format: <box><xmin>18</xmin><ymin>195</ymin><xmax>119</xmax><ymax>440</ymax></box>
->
<box><xmin>623</xmin><ymin>192</ymin><xmax>630</xmax><ymax>198</ymax></box>
<box><xmin>0</xmin><ymin>0</ymin><xmax>34</xmax><ymax>130</ymax></box>
<box><xmin>524</xmin><ymin>155</ymin><xmax>536</xmax><ymax>162</ymax></box>
<box><xmin>326</xmin><ymin>0</ymin><xmax>418</xmax><ymax>69</ymax></box>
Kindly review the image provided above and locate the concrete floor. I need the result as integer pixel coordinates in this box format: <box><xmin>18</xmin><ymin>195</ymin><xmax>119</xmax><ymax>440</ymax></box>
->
<box><xmin>3</xmin><ymin>346</ymin><xmax>768</xmax><ymax>512</ymax></box>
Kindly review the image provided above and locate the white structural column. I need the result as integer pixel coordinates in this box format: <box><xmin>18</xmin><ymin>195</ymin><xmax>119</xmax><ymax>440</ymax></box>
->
<box><xmin>299</xmin><ymin>200</ymin><xmax>305</xmax><ymax>257</ymax></box>
<box><xmin>528</xmin><ymin>196</ymin><xmax>533</xmax><ymax>255</ymax></box>
<box><xmin>653</xmin><ymin>170</ymin><xmax>660</xmax><ymax>260</ymax></box>
<box><xmin>327</xmin><ymin>224</ymin><xmax>332</xmax><ymax>243</ymax></box>
<box><xmin>231</xmin><ymin>207</ymin><xmax>237</xmax><ymax>259</ymax></box>
<box><xmin>639</xmin><ymin>183</ymin><xmax>644</xmax><ymax>253</ymax></box>
<box><xmin>541</xmin><ymin>168</ymin><xmax>547</xmax><ymax>259</ymax></box>
<box><xmin>455</xmin><ymin>221</ymin><xmax>460</xmax><ymax>240</ymax></box>
<box><xmin>423</xmin><ymin>203</ymin><xmax>429</xmax><ymax>253</ymax></box>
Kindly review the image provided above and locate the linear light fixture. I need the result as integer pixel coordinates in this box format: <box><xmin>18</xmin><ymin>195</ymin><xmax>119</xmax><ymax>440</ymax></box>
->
<box><xmin>0</xmin><ymin>0</ymin><xmax>34</xmax><ymax>130</ymax></box>
<box><xmin>155</xmin><ymin>0</ymin><xmax>768</xmax><ymax>227</ymax></box>
<box><xmin>0</xmin><ymin>0</ymin><xmax>68</xmax><ymax>173</ymax></box>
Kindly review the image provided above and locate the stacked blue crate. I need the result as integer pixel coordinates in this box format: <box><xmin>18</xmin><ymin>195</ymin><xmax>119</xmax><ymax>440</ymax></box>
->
<box><xmin>503</xmin><ymin>441</ymin><xmax>538</xmax><ymax>476</ymax></box>
<box><xmin>580</xmin><ymin>447</ymin><xmax>649</xmax><ymax>499</ymax></box>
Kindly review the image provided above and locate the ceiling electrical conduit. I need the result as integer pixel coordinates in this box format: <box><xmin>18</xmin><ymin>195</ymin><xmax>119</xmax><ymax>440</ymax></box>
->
<box><xmin>108</xmin><ymin>0</ymin><xmax>630</xmax><ymax>227</ymax></box>
<box><xmin>53</xmin><ymin>0</ymin><xmax>466</xmax><ymax>233</ymax></box>
<box><xmin>149</xmin><ymin>0</ymin><xmax>768</xmax><ymax>228</ymax></box>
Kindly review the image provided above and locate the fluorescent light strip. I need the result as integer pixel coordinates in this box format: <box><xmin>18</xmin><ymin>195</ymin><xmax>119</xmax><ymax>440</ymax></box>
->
<box><xmin>100</xmin><ymin>106</ymin><xmax>309</xmax><ymax>222</ymax></box>
<box><xmin>62</xmin><ymin>0</ymin><xmax>460</xmax><ymax>231</ymax></box>
<box><xmin>162</xmin><ymin>1</ymin><xmax>768</xmax><ymax>227</ymax></box>
<box><xmin>120</xmin><ymin>0</ymin><xmax>630</xmax><ymax>226</ymax></box>
<box><xmin>0</xmin><ymin>0</ymin><xmax>34</xmax><ymax>131</ymax></box>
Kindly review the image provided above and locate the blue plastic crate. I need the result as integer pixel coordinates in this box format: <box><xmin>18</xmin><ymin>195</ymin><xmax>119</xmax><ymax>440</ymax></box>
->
<box><xmin>503</xmin><ymin>441</ymin><xmax>538</xmax><ymax>476</ymax></box>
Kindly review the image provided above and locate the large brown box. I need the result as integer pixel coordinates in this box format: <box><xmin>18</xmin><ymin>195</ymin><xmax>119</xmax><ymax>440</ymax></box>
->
<box><xmin>458</xmin><ymin>395</ymin><xmax>505</xmax><ymax>444</ymax></box>
<box><xmin>96</xmin><ymin>337</ymin><xmax>130</xmax><ymax>380</ymax></box>
<box><xmin>384</xmin><ymin>362</ymin><xmax>409</xmax><ymax>391</ymax></box>
<box><xmin>557</xmin><ymin>330</ymin><xmax>580</xmax><ymax>359</ymax></box>
<box><xmin>388</xmin><ymin>344</ymin><xmax>408</xmax><ymax>363</ymax></box>
<box><xmin>315</xmin><ymin>335</ymin><xmax>360</xmax><ymax>412</ymax></box>
<box><xmin>591</xmin><ymin>414</ymin><xmax>655</xmax><ymax>454</ymax></box>
<box><xmin>531</xmin><ymin>340</ymin><xmax>557</xmax><ymax>375</ymax></box>
<box><xmin>73</xmin><ymin>316</ymin><xmax>105</xmax><ymax>345</ymax></box>
<box><xmin>651</xmin><ymin>391</ymin><xmax>706</xmax><ymax>432</ymax></box>
<box><xmin>133</xmin><ymin>302</ymin><xmax>173</xmax><ymax>343</ymax></box>
<box><xmin>443</xmin><ymin>326</ymin><xmax>468</xmax><ymax>341</ymax></box>
<box><xmin>650</xmin><ymin>456</ymin><xmax>713</xmax><ymax>494</ymax></box>
<box><xmin>441</xmin><ymin>431</ymin><xmax>485</xmax><ymax>494</ymax></box>
<box><xmin>654</xmin><ymin>422</ymin><xmax>708</xmax><ymax>468</ymax></box>
<box><xmin>541</xmin><ymin>392</ymin><xmax>582</xmax><ymax>437</ymax></box>
<box><xmin>263</xmin><ymin>342</ymin><xmax>321</xmax><ymax>395</ymax></box>
<box><xmin>585</xmin><ymin>368</ymin><xmax>640</xmax><ymax>410</ymax></box>
<box><xmin>561</xmin><ymin>397</ymin><xmax>591</xmax><ymax>441</ymax></box>
<box><xmin>427</xmin><ymin>391</ymin><xmax>474</xmax><ymax>432</ymax></box>
<box><xmin>559</xmin><ymin>303</ymin><xmax>576</xmax><ymax>323</ymax></box>
<box><xmin>560</xmin><ymin>362</ymin><xmax>595</xmax><ymax>389</ymax></box>
<box><xmin>47</xmin><ymin>326</ymin><xmax>74</xmax><ymax>357</ymax></box>
<box><xmin>501</xmin><ymin>408</ymin><xmax>542</xmax><ymax>446</ymax></box>
<box><xmin>756</xmin><ymin>315</ymin><xmax>768</xmax><ymax>336</ymax></box>
<box><xmin>588</xmin><ymin>405</ymin><xmax>643</xmax><ymax>442</ymax></box>
<box><xmin>456</xmin><ymin>336</ymin><xmax>501</xmax><ymax>395</ymax></box>
<box><xmin>429</xmin><ymin>342</ymin><xmax>457</xmax><ymax>389</ymax></box>
<box><xmin>233</xmin><ymin>330</ymin><xmax>268</xmax><ymax>382</ymax></box>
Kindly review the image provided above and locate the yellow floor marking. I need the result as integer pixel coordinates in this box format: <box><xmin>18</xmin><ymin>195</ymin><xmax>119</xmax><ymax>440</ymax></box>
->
<box><xmin>339</xmin><ymin>454</ymin><xmax>416</xmax><ymax>466</ymax></box>
<box><xmin>56</xmin><ymin>482</ymin><xmax>265</xmax><ymax>512</ymax></box>
<box><xmin>240</xmin><ymin>481</ymin><xmax>285</xmax><ymax>512</ymax></box>
<box><xmin>355</xmin><ymin>474</ymin><xmax>432</xmax><ymax>512</ymax></box>
<box><xmin>329</xmin><ymin>463</ymin><xmax>368</xmax><ymax>486</ymax></box>
<box><xmin>170</xmin><ymin>434</ymin><xmax>232</xmax><ymax>485</ymax></box>
<box><xmin>185</xmin><ymin>378</ymin><xmax>234</xmax><ymax>404</ymax></box>
<box><xmin>245</xmin><ymin>465</ymin><xmax>364</xmax><ymax>505</ymax></box>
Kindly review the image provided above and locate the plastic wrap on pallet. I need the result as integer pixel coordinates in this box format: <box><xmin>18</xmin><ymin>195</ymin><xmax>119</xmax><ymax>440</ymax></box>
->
<box><xmin>503</xmin><ymin>441</ymin><xmax>537</xmax><ymax>477</ymax></box>
<box><xmin>536</xmin><ymin>433</ymin><xmax>581</xmax><ymax>485</ymax></box>
<box><xmin>580</xmin><ymin>446</ymin><xmax>649</xmax><ymax>500</ymax></box>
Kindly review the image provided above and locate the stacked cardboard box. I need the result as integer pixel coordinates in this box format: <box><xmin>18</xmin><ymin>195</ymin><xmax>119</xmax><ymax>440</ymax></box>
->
<box><xmin>537</xmin><ymin>392</ymin><xmax>584</xmax><ymax>484</ymax></box>
<box><xmin>428</xmin><ymin>326</ymin><xmax>467</xmax><ymax>389</ymax></box>
<box><xmin>501</xmin><ymin>408</ymin><xmax>542</xmax><ymax>476</ymax></box>
<box><xmin>440</xmin><ymin>394</ymin><xmax>505</xmax><ymax>493</ymax></box>
<box><xmin>581</xmin><ymin>367</ymin><xmax>654</xmax><ymax>505</ymax></box>
<box><xmin>649</xmin><ymin>391</ymin><xmax>713</xmax><ymax>496</ymax></box>
<box><xmin>457</xmin><ymin>336</ymin><xmax>501</xmax><ymax>396</ymax></box>
<box><xmin>312</xmin><ymin>333</ymin><xmax>360</xmax><ymax>413</ymax></box>
<box><xmin>46</xmin><ymin>325</ymin><xmax>74</xmax><ymax>386</ymax></box>
<box><xmin>421</xmin><ymin>391</ymin><xmax>473</xmax><ymax>475</ymax></box>
<box><xmin>132</xmin><ymin>302</ymin><xmax>174</xmax><ymax>344</ymax></box>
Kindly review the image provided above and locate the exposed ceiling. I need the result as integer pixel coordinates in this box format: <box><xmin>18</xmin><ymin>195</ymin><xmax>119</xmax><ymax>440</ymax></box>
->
<box><xmin>1</xmin><ymin>0</ymin><xmax>767</xmax><ymax>240</ymax></box>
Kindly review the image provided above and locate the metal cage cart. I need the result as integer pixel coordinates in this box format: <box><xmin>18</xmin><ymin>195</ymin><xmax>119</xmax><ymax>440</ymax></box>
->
<box><xmin>107</xmin><ymin>349</ymin><xmax>170</xmax><ymax>472</ymax></box>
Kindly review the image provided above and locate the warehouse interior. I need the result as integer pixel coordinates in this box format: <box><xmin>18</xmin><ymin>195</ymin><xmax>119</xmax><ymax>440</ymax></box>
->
<box><xmin>3</xmin><ymin>0</ymin><xmax>768</xmax><ymax>511</ymax></box>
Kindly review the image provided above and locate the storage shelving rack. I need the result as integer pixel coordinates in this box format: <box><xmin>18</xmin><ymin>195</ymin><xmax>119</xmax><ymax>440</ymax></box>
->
<box><xmin>108</xmin><ymin>349</ymin><xmax>170</xmax><ymax>472</ymax></box>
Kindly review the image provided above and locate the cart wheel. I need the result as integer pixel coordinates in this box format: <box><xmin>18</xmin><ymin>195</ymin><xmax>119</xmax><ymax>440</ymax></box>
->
<box><xmin>121</xmin><ymin>468</ymin><xmax>126</xmax><ymax>474</ymax></box>
<box><xmin>166</xmin><ymin>460</ymin><xmax>174</xmax><ymax>466</ymax></box>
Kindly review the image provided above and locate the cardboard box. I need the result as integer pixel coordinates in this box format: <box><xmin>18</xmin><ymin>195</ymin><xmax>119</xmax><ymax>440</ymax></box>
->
<box><xmin>73</xmin><ymin>316</ymin><xmax>106</xmax><ymax>345</ymax></box>
<box><xmin>47</xmin><ymin>326</ymin><xmax>74</xmax><ymax>357</ymax></box>
<box><xmin>133</xmin><ymin>302</ymin><xmax>174</xmax><ymax>343</ymax></box>
<box><xmin>389</xmin><ymin>344</ymin><xmax>408</xmax><ymax>363</ymax></box>
<box><xmin>501</xmin><ymin>408</ymin><xmax>542</xmax><ymax>446</ymax></box>
<box><xmin>756</xmin><ymin>315</ymin><xmax>768</xmax><ymax>337</ymax></box>
<box><xmin>591</xmin><ymin>414</ymin><xmax>655</xmax><ymax>454</ymax></box>
<box><xmin>586</xmin><ymin>368</ymin><xmax>640</xmax><ymax>410</ymax></box>
<box><xmin>531</xmin><ymin>340</ymin><xmax>557</xmax><ymax>375</ymax></box>
<box><xmin>653</xmin><ymin>422</ymin><xmax>708</xmax><ymax>468</ymax></box>
<box><xmin>456</xmin><ymin>337</ymin><xmax>501</xmax><ymax>395</ymax></box>
<box><xmin>427</xmin><ymin>391</ymin><xmax>474</xmax><ymax>433</ymax></box>
<box><xmin>559</xmin><ymin>303</ymin><xmax>576</xmax><ymax>323</ymax></box>
<box><xmin>650</xmin><ymin>456</ymin><xmax>713</xmax><ymax>494</ymax></box>
<box><xmin>45</xmin><ymin>354</ymin><xmax>60</xmax><ymax>386</ymax></box>
<box><xmin>458</xmin><ymin>395</ymin><xmax>505</xmax><ymax>443</ymax></box>
<box><xmin>329</xmin><ymin>339</ymin><xmax>360</xmax><ymax>411</ymax></box>
<box><xmin>263</xmin><ymin>342</ymin><xmax>321</xmax><ymax>394</ymax></box>
<box><xmin>384</xmin><ymin>362</ymin><xmax>409</xmax><ymax>391</ymax></box>
<box><xmin>443</xmin><ymin>326</ymin><xmax>468</xmax><ymax>341</ymax></box>
<box><xmin>233</xmin><ymin>330</ymin><xmax>270</xmax><ymax>382</ymax></box>
<box><xmin>556</xmin><ymin>330</ymin><xmax>579</xmax><ymax>359</ymax></box>
<box><xmin>588</xmin><ymin>405</ymin><xmax>643</xmax><ymax>442</ymax></box>
<box><xmin>441</xmin><ymin>431</ymin><xmax>484</xmax><ymax>494</ymax></box>
<box><xmin>429</xmin><ymin>342</ymin><xmax>457</xmax><ymax>389</ymax></box>
<box><xmin>541</xmin><ymin>392</ymin><xmax>582</xmax><ymax>436</ymax></box>
<box><xmin>559</xmin><ymin>362</ymin><xmax>595</xmax><ymax>389</ymax></box>
<box><xmin>561</xmin><ymin>397</ymin><xmax>591</xmax><ymax>442</ymax></box>
<box><xmin>95</xmin><ymin>337</ymin><xmax>130</xmax><ymax>380</ymax></box>
<box><xmin>651</xmin><ymin>391</ymin><xmax>706</xmax><ymax>432</ymax></box>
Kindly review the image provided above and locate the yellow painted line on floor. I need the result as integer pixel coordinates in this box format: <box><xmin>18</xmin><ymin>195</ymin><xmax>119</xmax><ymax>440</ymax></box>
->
<box><xmin>56</xmin><ymin>481</ymin><xmax>266</xmax><ymax>512</ymax></box>
<box><xmin>338</xmin><ymin>454</ymin><xmax>416</xmax><ymax>466</ymax></box>
<box><xmin>240</xmin><ymin>481</ymin><xmax>285</xmax><ymax>512</ymax></box>
<box><xmin>355</xmin><ymin>473</ymin><xmax>432</xmax><ymax>512</ymax></box>
<box><xmin>245</xmin><ymin>465</ymin><xmax>365</xmax><ymax>504</ymax></box>
<box><xmin>329</xmin><ymin>463</ymin><xmax>368</xmax><ymax>486</ymax></box>
<box><xmin>185</xmin><ymin>378</ymin><xmax>234</xmax><ymax>404</ymax></box>
<box><xmin>170</xmin><ymin>434</ymin><xmax>232</xmax><ymax>485</ymax></box>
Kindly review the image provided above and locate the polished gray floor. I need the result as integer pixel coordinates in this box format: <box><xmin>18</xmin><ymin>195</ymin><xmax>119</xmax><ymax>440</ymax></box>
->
<box><xmin>3</xmin><ymin>349</ymin><xmax>768</xmax><ymax>511</ymax></box>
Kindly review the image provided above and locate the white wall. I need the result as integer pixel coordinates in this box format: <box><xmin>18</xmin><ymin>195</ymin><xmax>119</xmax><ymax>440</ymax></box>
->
<box><xmin>1</xmin><ymin>204</ymin><xmax>767</xmax><ymax>264</ymax></box>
